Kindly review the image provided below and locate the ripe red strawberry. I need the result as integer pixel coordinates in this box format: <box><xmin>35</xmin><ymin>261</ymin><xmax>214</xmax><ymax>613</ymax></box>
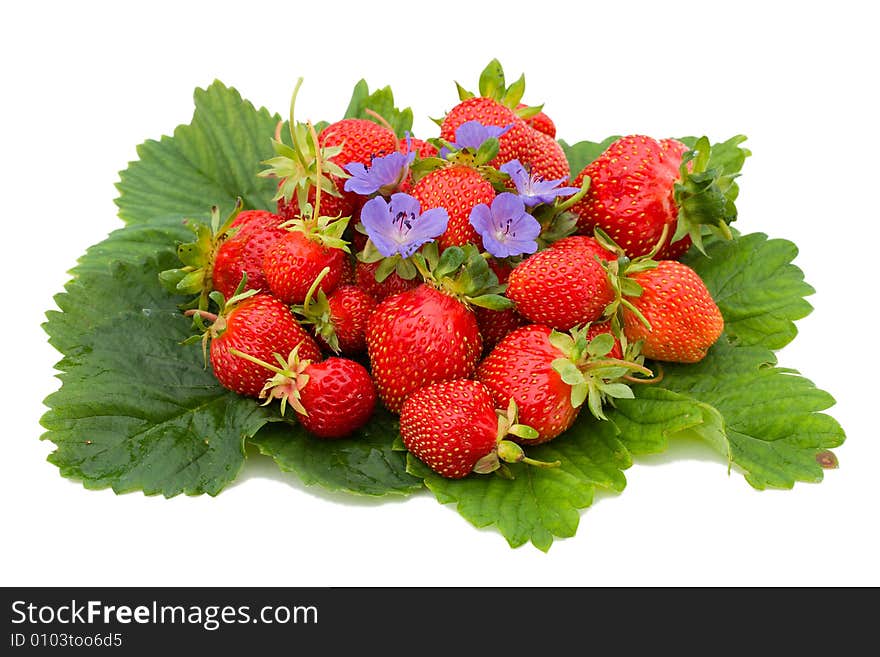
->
<box><xmin>440</xmin><ymin>97</ymin><xmax>569</xmax><ymax>182</ymax></box>
<box><xmin>263</xmin><ymin>230</ymin><xmax>347</xmax><ymax>304</ymax></box>
<box><xmin>366</xmin><ymin>284</ymin><xmax>483</xmax><ymax>413</ymax></box>
<box><xmin>294</xmin><ymin>275</ymin><xmax>377</xmax><ymax>355</ymax></box>
<box><xmin>506</xmin><ymin>236</ymin><xmax>616</xmax><ymax>330</ymax></box>
<box><xmin>231</xmin><ymin>347</ymin><xmax>376</xmax><ymax>439</ymax></box>
<box><xmin>518</xmin><ymin>103</ymin><xmax>556</xmax><ymax>138</ymax></box>
<box><xmin>355</xmin><ymin>260</ymin><xmax>420</xmax><ymax>301</ymax></box>
<box><xmin>569</xmin><ymin>135</ymin><xmax>700</xmax><ymax>259</ymax></box>
<box><xmin>411</xmin><ymin>165</ymin><xmax>495</xmax><ymax>251</ymax></box>
<box><xmin>622</xmin><ymin>260</ymin><xmax>724</xmax><ymax>363</ymax></box>
<box><xmin>191</xmin><ymin>293</ymin><xmax>321</xmax><ymax>398</ymax></box>
<box><xmin>320</xmin><ymin>118</ymin><xmax>399</xmax><ymax>170</ymax></box>
<box><xmin>477</xmin><ymin>323</ymin><xmax>648</xmax><ymax>443</ymax></box>
<box><xmin>477</xmin><ymin>325</ymin><xmax>578</xmax><ymax>443</ymax></box>
<box><xmin>475</xmin><ymin>306</ymin><xmax>526</xmax><ymax>353</ymax></box>
<box><xmin>212</xmin><ymin>210</ymin><xmax>287</xmax><ymax>299</ymax></box>
<box><xmin>399</xmin><ymin>136</ymin><xmax>438</xmax><ymax>159</ymax></box>
<box><xmin>400</xmin><ymin>379</ymin><xmax>554</xmax><ymax>479</ymax></box>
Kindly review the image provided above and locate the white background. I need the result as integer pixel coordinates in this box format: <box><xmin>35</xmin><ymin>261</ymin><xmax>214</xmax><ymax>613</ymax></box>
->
<box><xmin>2</xmin><ymin>0</ymin><xmax>877</xmax><ymax>587</ymax></box>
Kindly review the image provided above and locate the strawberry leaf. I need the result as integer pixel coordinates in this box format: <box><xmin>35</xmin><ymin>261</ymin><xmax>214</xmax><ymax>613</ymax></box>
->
<box><xmin>648</xmin><ymin>339</ymin><xmax>845</xmax><ymax>490</ymax></box>
<box><xmin>42</xmin><ymin>237</ymin><xmax>276</xmax><ymax>496</ymax></box>
<box><xmin>684</xmin><ymin>232</ymin><xmax>814</xmax><ymax>349</ymax></box>
<box><xmin>116</xmin><ymin>81</ymin><xmax>281</xmax><ymax>225</ymax></box>
<box><xmin>343</xmin><ymin>80</ymin><xmax>413</xmax><ymax>138</ymax></box>
<box><xmin>407</xmin><ymin>417</ymin><xmax>631</xmax><ymax>551</ymax></box>
<box><xmin>250</xmin><ymin>409</ymin><xmax>422</xmax><ymax>497</ymax></box>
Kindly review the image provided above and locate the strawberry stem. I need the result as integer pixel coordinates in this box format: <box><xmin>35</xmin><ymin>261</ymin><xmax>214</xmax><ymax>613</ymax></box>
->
<box><xmin>521</xmin><ymin>456</ymin><xmax>562</xmax><ymax>469</ymax></box>
<box><xmin>184</xmin><ymin>309</ymin><xmax>218</xmax><ymax>323</ymax></box>
<box><xmin>228</xmin><ymin>348</ymin><xmax>286</xmax><ymax>375</ymax></box>
<box><xmin>585</xmin><ymin>357</ymin><xmax>653</xmax><ymax>378</ymax></box>
<box><xmin>364</xmin><ymin>108</ymin><xmax>395</xmax><ymax>133</ymax></box>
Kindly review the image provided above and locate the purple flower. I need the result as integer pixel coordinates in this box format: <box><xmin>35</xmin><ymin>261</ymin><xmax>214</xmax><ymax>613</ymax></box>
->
<box><xmin>360</xmin><ymin>193</ymin><xmax>448</xmax><ymax>258</ymax></box>
<box><xmin>343</xmin><ymin>146</ymin><xmax>416</xmax><ymax>196</ymax></box>
<box><xmin>499</xmin><ymin>159</ymin><xmax>580</xmax><ymax>207</ymax></box>
<box><xmin>441</xmin><ymin>120</ymin><xmax>514</xmax><ymax>157</ymax></box>
<box><xmin>469</xmin><ymin>193</ymin><xmax>541</xmax><ymax>258</ymax></box>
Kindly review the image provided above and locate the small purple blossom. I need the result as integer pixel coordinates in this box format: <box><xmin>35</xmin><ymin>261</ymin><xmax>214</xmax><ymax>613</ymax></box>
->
<box><xmin>499</xmin><ymin>159</ymin><xmax>580</xmax><ymax>207</ymax></box>
<box><xmin>343</xmin><ymin>144</ymin><xmax>416</xmax><ymax>196</ymax></box>
<box><xmin>440</xmin><ymin>120</ymin><xmax>514</xmax><ymax>158</ymax></box>
<box><xmin>469</xmin><ymin>192</ymin><xmax>541</xmax><ymax>258</ymax></box>
<box><xmin>360</xmin><ymin>193</ymin><xmax>448</xmax><ymax>258</ymax></box>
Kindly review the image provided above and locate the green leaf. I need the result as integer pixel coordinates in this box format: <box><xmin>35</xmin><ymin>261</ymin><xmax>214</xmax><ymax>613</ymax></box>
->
<box><xmin>251</xmin><ymin>409</ymin><xmax>422</xmax><ymax>497</ymax></box>
<box><xmin>343</xmin><ymin>79</ymin><xmax>413</xmax><ymax>138</ymax></box>
<box><xmin>407</xmin><ymin>417</ymin><xmax>629</xmax><ymax>551</ymax></box>
<box><xmin>116</xmin><ymin>81</ymin><xmax>282</xmax><ymax>224</ymax></box>
<box><xmin>657</xmin><ymin>338</ymin><xmax>845</xmax><ymax>490</ymax></box>
<box><xmin>558</xmin><ymin>136</ymin><xmax>620</xmax><ymax>175</ymax></box>
<box><xmin>43</xmin><ymin>213</ymin><xmax>279</xmax><ymax>497</ymax></box>
<box><xmin>684</xmin><ymin>232</ymin><xmax>814</xmax><ymax>349</ymax></box>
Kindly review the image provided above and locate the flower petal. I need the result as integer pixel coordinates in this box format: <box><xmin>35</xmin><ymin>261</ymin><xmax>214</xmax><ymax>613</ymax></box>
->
<box><xmin>360</xmin><ymin>196</ymin><xmax>400</xmax><ymax>257</ymax></box>
<box><xmin>491</xmin><ymin>192</ymin><xmax>527</xmax><ymax>223</ymax></box>
<box><xmin>468</xmin><ymin>203</ymin><xmax>494</xmax><ymax>236</ymax></box>
<box><xmin>499</xmin><ymin>159</ymin><xmax>529</xmax><ymax>193</ymax></box>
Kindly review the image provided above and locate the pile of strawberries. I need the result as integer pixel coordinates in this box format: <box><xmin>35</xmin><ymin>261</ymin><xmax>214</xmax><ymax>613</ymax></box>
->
<box><xmin>162</xmin><ymin>62</ymin><xmax>732</xmax><ymax>480</ymax></box>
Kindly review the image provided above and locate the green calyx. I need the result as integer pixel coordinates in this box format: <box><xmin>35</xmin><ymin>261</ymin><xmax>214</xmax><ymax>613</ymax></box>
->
<box><xmin>549</xmin><ymin>324</ymin><xmax>655</xmax><ymax>421</ymax></box>
<box><xmin>455</xmin><ymin>58</ymin><xmax>544</xmax><ymax>119</ymax></box>
<box><xmin>472</xmin><ymin>399</ymin><xmax>560</xmax><ymax>475</ymax></box>
<box><xmin>411</xmin><ymin>243</ymin><xmax>513</xmax><ymax>310</ymax></box>
<box><xmin>291</xmin><ymin>267</ymin><xmax>340</xmax><ymax>353</ymax></box>
<box><xmin>159</xmin><ymin>199</ymin><xmax>244</xmax><ymax>311</ymax></box>
<box><xmin>229</xmin><ymin>345</ymin><xmax>312</xmax><ymax>417</ymax></box>
<box><xmin>531</xmin><ymin>175</ymin><xmax>591</xmax><ymax>248</ymax></box>
<box><xmin>259</xmin><ymin>78</ymin><xmax>349</xmax><ymax>209</ymax></box>
<box><xmin>356</xmin><ymin>229</ymin><xmax>421</xmax><ymax>283</ymax></box>
<box><xmin>181</xmin><ymin>282</ymin><xmax>259</xmax><ymax>364</ymax></box>
<box><xmin>278</xmin><ymin>118</ymin><xmax>351</xmax><ymax>253</ymax></box>
<box><xmin>672</xmin><ymin>136</ymin><xmax>742</xmax><ymax>254</ymax></box>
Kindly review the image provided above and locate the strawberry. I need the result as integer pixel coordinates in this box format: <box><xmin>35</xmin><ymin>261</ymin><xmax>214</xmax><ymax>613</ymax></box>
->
<box><xmin>411</xmin><ymin>165</ymin><xmax>495</xmax><ymax>251</ymax></box>
<box><xmin>399</xmin><ymin>136</ymin><xmax>438</xmax><ymax>159</ymax></box>
<box><xmin>231</xmin><ymin>347</ymin><xmax>376</xmax><ymax>439</ymax></box>
<box><xmin>400</xmin><ymin>379</ymin><xmax>556</xmax><ymax>479</ymax></box>
<box><xmin>354</xmin><ymin>260</ymin><xmax>419</xmax><ymax>301</ymax></box>
<box><xmin>365</xmin><ymin>245</ymin><xmax>510</xmax><ymax>413</ymax></box>
<box><xmin>293</xmin><ymin>268</ymin><xmax>377</xmax><ymax>355</ymax></box>
<box><xmin>262</xmin><ymin>230</ymin><xmax>347</xmax><ymax>304</ymax></box>
<box><xmin>475</xmin><ymin>306</ymin><xmax>526</xmax><ymax>353</ymax></box>
<box><xmin>570</xmin><ymin>135</ymin><xmax>738</xmax><ymax>258</ymax></box>
<box><xmin>518</xmin><ymin>103</ymin><xmax>556</xmax><ymax>138</ymax></box>
<box><xmin>506</xmin><ymin>236</ymin><xmax>616</xmax><ymax>330</ymax></box>
<box><xmin>319</xmin><ymin>118</ymin><xmax>399</xmax><ymax>171</ymax></box>
<box><xmin>477</xmin><ymin>325</ymin><xmax>578</xmax><ymax>443</ymax></box>
<box><xmin>212</xmin><ymin>210</ymin><xmax>288</xmax><ymax>299</ymax></box>
<box><xmin>477</xmin><ymin>324</ymin><xmax>652</xmax><ymax>443</ymax></box>
<box><xmin>440</xmin><ymin>97</ymin><xmax>569</xmax><ymax>182</ymax></box>
<box><xmin>622</xmin><ymin>260</ymin><xmax>724</xmax><ymax>363</ymax></box>
<box><xmin>366</xmin><ymin>284</ymin><xmax>482</xmax><ymax>413</ymax></box>
<box><xmin>187</xmin><ymin>293</ymin><xmax>321</xmax><ymax>398</ymax></box>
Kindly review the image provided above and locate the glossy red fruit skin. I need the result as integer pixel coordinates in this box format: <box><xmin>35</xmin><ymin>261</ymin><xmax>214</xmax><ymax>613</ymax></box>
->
<box><xmin>506</xmin><ymin>236</ymin><xmax>615</xmax><ymax>330</ymax></box>
<box><xmin>570</xmin><ymin>135</ymin><xmax>688</xmax><ymax>258</ymax></box>
<box><xmin>400</xmin><ymin>136</ymin><xmax>438</xmax><ymax>158</ymax></box>
<box><xmin>477</xmin><ymin>324</ymin><xmax>576</xmax><ymax>444</ymax></box>
<box><xmin>212</xmin><ymin>210</ymin><xmax>287</xmax><ymax>299</ymax></box>
<box><xmin>440</xmin><ymin>97</ymin><xmax>569</xmax><ymax>181</ymax></box>
<box><xmin>366</xmin><ymin>285</ymin><xmax>482</xmax><ymax>414</ymax></box>
<box><xmin>518</xmin><ymin>104</ymin><xmax>556</xmax><ymax>138</ymax></box>
<box><xmin>623</xmin><ymin>260</ymin><xmax>724</xmax><ymax>363</ymax></box>
<box><xmin>210</xmin><ymin>294</ymin><xmax>322</xmax><ymax>397</ymax></box>
<box><xmin>262</xmin><ymin>232</ymin><xmax>346</xmax><ymax>304</ymax></box>
<box><xmin>411</xmin><ymin>166</ymin><xmax>495</xmax><ymax>251</ymax></box>
<box><xmin>400</xmin><ymin>380</ymin><xmax>499</xmax><ymax>479</ymax></box>
<box><xmin>323</xmin><ymin>285</ymin><xmax>377</xmax><ymax>354</ymax></box>
<box><xmin>297</xmin><ymin>358</ymin><xmax>376</xmax><ymax>439</ymax></box>
<box><xmin>475</xmin><ymin>306</ymin><xmax>526</xmax><ymax>353</ymax></box>
<box><xmin>354</xmin><ymin>260</ymin><xmax>420</xmax><ymax>302</ymax></box>
<box><xmin>320</xmin><ymin>118</ymin><xmax>399</xmax><ymax>169</ymax></box>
